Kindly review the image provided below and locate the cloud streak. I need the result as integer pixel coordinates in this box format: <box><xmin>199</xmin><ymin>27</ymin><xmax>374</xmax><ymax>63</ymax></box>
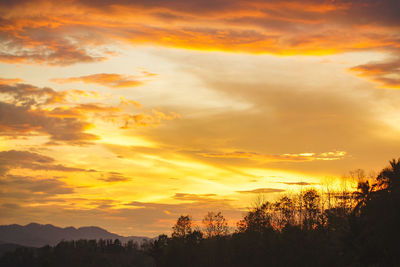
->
<box><xmin>0</xmin><ymin>150</ymin><xmax>94</xmax><ymax>175</ymax></box>
<box><xmin>349</xmin><ymin>58</ymin><xmax>400</xmax><ymax>89</ymax></box>
<box><xmin>0</xmin><ymin>78</ymin><xmax>24</xmax><ymax>85</ymax></box>
<box><xmin>98</xmin><ymin>172</ymin><xmax>131</xmax><ymax>183</ymax></box>
<box><xmin>199</xmin><ymin>150</ymin><xmax>347</xmax><ymax>162</ymax></box>
<box><xmin>51</xmin><ymin>73</ymin><xmax>155</xmax><ymax>88</ymax></box>
<box><xmin>0</xmin><ymin>175</ymin><xmax>75</xmax><ymax>196</ymax></box>
<box><xmin>236</xmin><ymin>188</ymin><xmax>285</xmax><ymax>194</ymax></box>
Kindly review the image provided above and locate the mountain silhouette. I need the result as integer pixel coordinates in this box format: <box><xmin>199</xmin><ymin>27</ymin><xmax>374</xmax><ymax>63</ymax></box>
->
<box><xmin>0</xmin><ymin>223</ymin><xmax>150</xmax><ymax>247</ymax></box>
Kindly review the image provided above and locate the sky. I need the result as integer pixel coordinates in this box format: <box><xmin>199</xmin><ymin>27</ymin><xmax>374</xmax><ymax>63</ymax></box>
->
<box><xmin>0</xmin><ymin>0</ymin><xmax>400</xmax><ymax>237</ymax></box>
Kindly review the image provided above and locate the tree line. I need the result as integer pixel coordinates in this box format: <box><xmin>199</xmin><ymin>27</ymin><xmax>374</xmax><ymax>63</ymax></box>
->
<box><xmin>1</xmin><ymin>159</ymin><xmax>400</xmax><ymax>266</ymax></box>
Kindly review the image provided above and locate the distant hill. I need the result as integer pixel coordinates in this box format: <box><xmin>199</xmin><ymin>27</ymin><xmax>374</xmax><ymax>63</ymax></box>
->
<box><xmin>0</xmin><ymin>223</ymin><xmax>151</xmax><ymax>247</ymax></box>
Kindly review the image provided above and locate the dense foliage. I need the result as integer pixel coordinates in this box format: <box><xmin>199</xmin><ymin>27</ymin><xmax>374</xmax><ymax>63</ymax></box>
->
<box><xmin>1</xmin><ymin>159</ymin><xmax>400</xmax><ymax>267</ymax></box>
<box><xmin>0</xmin><ymin>239</ymin><xmax>154</xmax><ymax>267</ymax></box>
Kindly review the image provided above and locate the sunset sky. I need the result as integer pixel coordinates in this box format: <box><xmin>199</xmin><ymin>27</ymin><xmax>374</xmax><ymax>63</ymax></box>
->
<box><xmin>1</xmin><ymin>0</ymin><xmax>400</xmax><ymax>237</ymax></box>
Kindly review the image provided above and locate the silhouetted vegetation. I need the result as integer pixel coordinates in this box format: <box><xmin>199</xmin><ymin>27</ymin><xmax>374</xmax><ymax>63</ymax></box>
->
<box><xmin>0</xmin><ymin>239</ymin><xmax>155</xmax><ymax>267</ymax></box>
<box><xmin>2</xmin><ymin>158</ymin><xmax>400</xmax><ymax>266</ymax></box>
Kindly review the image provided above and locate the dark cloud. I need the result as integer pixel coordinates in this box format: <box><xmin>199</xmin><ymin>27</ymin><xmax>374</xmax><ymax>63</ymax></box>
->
<box><xmin>0</xmin><ymin>82</ymin><xmax>179</xmax><ymax>143</ymax></box>
<box><xmin>198</xmin><ymin>150</ymin><xmax>346</xmax><ymax>162</ymax></box>
<box><xmin>236</xmin><ymin>188</ymin><xmax>285</xmax><ymax>194</ymax></box>
<box><xmin>76</xmin><ymin>0</ymin><xmax>237</xmax><ymax>14</ymax></box>
<box><xmin>0</xmin><ymin>175</ymin><xmax>74</xmax><ymax>197</ymax></box>
<box><xmin>281</xmin><ymin>182</ymin><xmax>315</xmax><ymax>186</ymax></box>
<box><xmin>98</xmin><ymin>172</ymin><xmax>131</xmax><ymax>183</ymax></box>
<box><xmin>68</xmin><ymin>0</ymin><xmax>400</xmax><ymax>26</ymax></box>
<box><xmin>0</xmin><ymin>102</ymin><xmax>98</xmax><ymax>144</ymax></box>
<box><xmin>0</xmin><ymin>83</ymin><xmax>102</xmax><ymax>144</ymax></box>
<box><xmin>0</xmin><ymin>150</ymin><xmax>92</xmax><ymax>175</ymax></box>
<box><xmin>1</xmin><ymin>203</ymin><xmax>21</xmax><ymax>209</ymax></box>
<box><xmin>0</xmin><ymin>83</ymin><xmax>68</xmax><ymax>107</ymax></box>
<box><xmin>0</xmin><ymin>42</ymin><xmax>104</xmax><ymax>66</ymax></box>
<box><xmin>87</xmin><ymin>199</ymin><xmax>118</xmax><ymax>209</ymax></box>
<box><xmin>173</xmin><ymin>193</ymin><xmax>218</xmax><ymax>202</ymax></box>
<box><xmin>335</xmin><ymin>0</ymin><xmax>400</xmax><ymax>27</ymax></box>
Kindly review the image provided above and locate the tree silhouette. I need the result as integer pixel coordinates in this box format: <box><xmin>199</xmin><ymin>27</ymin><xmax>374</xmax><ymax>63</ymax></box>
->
<box><xmin>171</xmin><ymin>215</ymin><xmax>192</xmax><ymax>238</ymax></box>
<box><xmin>376</xmin><ymin>158</ymin><xmax>400</xmax><ymax>193</ymax></box>
<box><xmin>237</xmin><ymin>201</ymin><xmax>272</xmax><ymax>233</ymax></box>
<box><xmin>302</xmin><ymin>189</ymin><xmax>320</xmax><ymax>230</ymax></box>
<box><xmin>273</xmin><ymin>196</ymin><xmax>295</xmax><ymax>229</ymax></box>
<box><xmin>202</xmin><ymin>212</ymin><xmax>228</xmax><ymax>238</ymax></box>
<box><xmin>349</xmin><ymin>158</ymin><xmax>400</xmax><ymax>266</ymax></box>
<box><xmin>353</xmin><ymin>180</ymin><xmax>372</xmax><ymax>215</ymax></box>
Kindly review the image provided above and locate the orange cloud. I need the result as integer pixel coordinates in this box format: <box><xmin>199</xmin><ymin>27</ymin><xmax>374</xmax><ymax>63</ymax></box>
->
<box><xmin>46</xmin><ymin>104</ymin><xmax>122</xmax><ymax>119</ymax></box>
<box><xmin>349</xmin><ymin>58</ymin><xmax>400</xmax><ymax>89</ymax></box>
<box><xmin>120</xmin><ymin>97</ymin><xmax>142</xmax><ymax>108</ymax></box>
<box><xmin>51</xmin><ymin>73</ymin><xmax>148</xmax><ymax>88</ymax></box>
<box><xmin>0</xmin><ymin>78</ymin><xmax>23</xmax><ymax>85</ymax></box>
<box><xmin>69</xmin><ymin>90</ymin><xmax>101</xmax><ymax>99</ymax></box>
<box><xmin>1</xmin><ymin>0</ymin><xmax>399</xmax><ymax>65</ymax></box>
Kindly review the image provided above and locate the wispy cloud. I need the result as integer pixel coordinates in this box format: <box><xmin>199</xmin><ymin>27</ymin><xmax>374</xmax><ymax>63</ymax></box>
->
<box><xmin>0</xmin><ymin>78</ymin><xmax>24</xmax><ymax>85</ymax></box>
<box><xmin>280</xmin><ymin>181</ymin><xmax>315</xmax><ymax>186</ymax></box>
<box><xmin>199</xmin><ymin>150</ymin><xmax>347</xmax><ymax>162</ymax></box>
<box><xmin>98</xmin><ymin>172</ymin><xmax>131</xmax><ymax>183</ymax></box>
<box><xmin>0</xmin><ymin>175</ymin><xmax>75</xmax><ymax>196</ymax></box>
<box><xmin>0</xmin><ymin>150</ymin><xmax>94</xmax><ymax>175</ymax></box>
<box><xmin>236</xmin><ymin>188</ymin><xmax>285</xmax><ymax>194</ymax></box>
<box><xmin>51</xmin><ymin>72</ymin><xmax>156</xmax><ymax>88</ymax></box>
<box><xmin>173</xmin><ymin>193</ymin><xmax>219</xmax><ymax>202</ymax></box>
<box><xmin>349</xmin><ymin>58</ymin><xmax>400</xmax><ymax>89</ymax></box>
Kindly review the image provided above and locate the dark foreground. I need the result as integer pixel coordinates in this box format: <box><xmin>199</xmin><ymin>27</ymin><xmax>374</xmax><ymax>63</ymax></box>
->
<box><xmin>2</xmin><ymin>159</ymin><xmax>400</xmax><ymax>267</ymax></box>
